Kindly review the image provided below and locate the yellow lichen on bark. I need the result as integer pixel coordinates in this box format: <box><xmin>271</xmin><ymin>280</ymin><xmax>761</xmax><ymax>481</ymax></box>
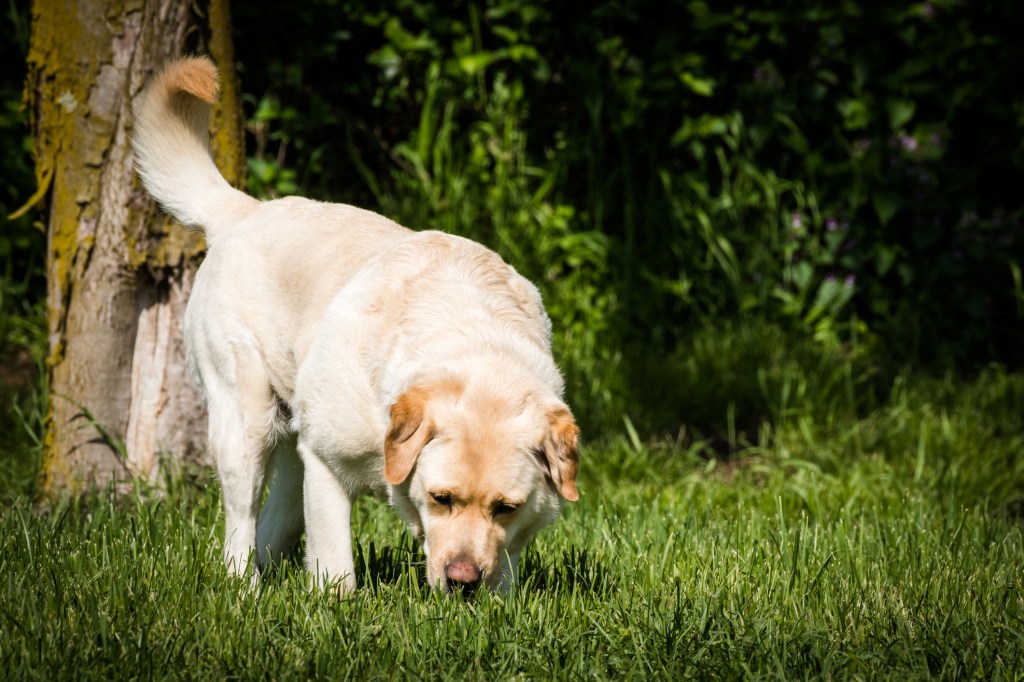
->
<box><xmin>125</xmin><ymin>0</ymin><xmax>244</xmax><ymax>272</ymax></box>
<box><xmin>23</xmin><ymin>0</ymin><xmax>92</xmax><ymax>362</ymax></box>
<box><xmin>27</xmin><ymin>0</ymin><xmax>243</xmax><ymax>499</ymax></box>
<box><xmin>208</xmin><ymin>0</ymin><xmax>246</xmax><ymax>189</ymax></box>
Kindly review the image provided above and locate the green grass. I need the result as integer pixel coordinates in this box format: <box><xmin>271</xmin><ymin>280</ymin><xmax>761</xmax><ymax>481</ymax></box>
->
<box><xmin>0</xmin><ymin>274</ymin><xmax>45</xmax><ymax>496</ymax></box>
<box><xmin>1</xmin><ymin>366</ymin><xmax>1022</xmax><ymax>679</ymax></box>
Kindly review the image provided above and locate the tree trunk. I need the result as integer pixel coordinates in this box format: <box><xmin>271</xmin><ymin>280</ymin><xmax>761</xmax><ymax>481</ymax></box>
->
<box><xmin>23</xmin><ymin>0</ymin><xmax>244</xmax><ymax>498</ymax></box>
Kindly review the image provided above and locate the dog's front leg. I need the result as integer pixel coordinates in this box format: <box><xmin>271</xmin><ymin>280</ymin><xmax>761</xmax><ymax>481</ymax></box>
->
<box><xmin>299</xmin><ymin>442</ymin><xmax>357</xmax><ymax>594</ymax></box>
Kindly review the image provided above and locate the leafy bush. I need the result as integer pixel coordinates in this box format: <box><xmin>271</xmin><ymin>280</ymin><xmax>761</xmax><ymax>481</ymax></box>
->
<box><xmin>0</xmin><ymin>0</ymin><xmax>40</xmax><ymax>295</ymax></box>
<box><xmin>236</xmin><ymin>1</ymin><xmax>1022</xmax><ymax>388</ymax></box>
<box><xmin>233</xmin><ymin>0</ymin><xmax>1024</xmax><ymax>433</ymax></box>
<box><xmin>2</xmin><ymin>1</ymin><xmax>1019</xmax><ymax>439</ymax></box>
<box><xmin>533</xmin><ymin>0</ymin><xmax>1024</xmax><ymax>364</ymax></box>
<box><xmin>0</xmin><ymin>0</ymin><xmax>45</xmax><ymax>492</ymax></box>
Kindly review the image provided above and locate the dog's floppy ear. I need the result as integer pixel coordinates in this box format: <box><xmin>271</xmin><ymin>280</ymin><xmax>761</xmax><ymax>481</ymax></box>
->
<box><xmin>384</xmin><ymin>386</ymin><xmax>434</xmax><ymax>485</ymax></box>
<box><xmin>541</xmin><ymin>406</ymin><xmax>580</xmax><ymax>501</ymax></box>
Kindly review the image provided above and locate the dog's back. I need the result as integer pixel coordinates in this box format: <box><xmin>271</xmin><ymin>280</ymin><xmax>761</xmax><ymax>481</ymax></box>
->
<box><xmin>134</xmin><ymin>58</ymin><xmax>415</xmax><ymax>397</ymax></box>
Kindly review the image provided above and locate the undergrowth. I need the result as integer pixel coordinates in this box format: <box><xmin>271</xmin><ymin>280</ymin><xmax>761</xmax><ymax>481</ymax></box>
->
<box><xmin>1</xmin><ymin>362</ymin><xmax>1022</xmax><ymax>679</ymax></box>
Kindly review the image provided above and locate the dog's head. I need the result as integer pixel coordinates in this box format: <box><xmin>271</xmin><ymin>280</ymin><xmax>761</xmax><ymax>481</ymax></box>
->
<box><xmin>383</xmin><ymin>376</ymin><xmax>579</xmax><ymax>595</ymax></box>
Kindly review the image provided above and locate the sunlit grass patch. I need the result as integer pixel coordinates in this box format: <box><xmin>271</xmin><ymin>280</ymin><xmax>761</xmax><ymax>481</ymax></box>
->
<box><xmin>1</xmin><ymin>367</ymin><xmax>1022</xmax><ymax>679</ymax></box>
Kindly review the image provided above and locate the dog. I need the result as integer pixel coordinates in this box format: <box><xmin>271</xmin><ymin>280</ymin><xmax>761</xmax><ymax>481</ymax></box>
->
<box><xmin>131</xmin><ymin>57</ymin><xmax>580</xmax><ymax>594</ymax></box>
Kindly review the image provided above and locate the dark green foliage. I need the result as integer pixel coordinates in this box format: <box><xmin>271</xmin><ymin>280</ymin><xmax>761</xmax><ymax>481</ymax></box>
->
<box><xmin>4</xmin><ymin>1</ymin><xmax>1024</xmax><ymax>436</ymax></box>
<box><xmin>229</xmin><ymin>0</ymin><xmax>1024</xmax><ymax>433</ymax></box>
<box><xmin>0</xmin><ymin>0</ymin><xmax>45</xmax><ymax>495</ymax></box>
<box><xmin>0</xmin><ymin>0</ymin><xmax>42</xmax><ymax>307</ymax></box>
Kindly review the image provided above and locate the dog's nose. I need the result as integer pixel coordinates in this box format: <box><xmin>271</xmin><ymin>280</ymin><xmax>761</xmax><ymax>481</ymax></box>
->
<box><xmin>445</xmin><ymin>558</ymin><xmax>482</xmax><ymax>595</ymax></box>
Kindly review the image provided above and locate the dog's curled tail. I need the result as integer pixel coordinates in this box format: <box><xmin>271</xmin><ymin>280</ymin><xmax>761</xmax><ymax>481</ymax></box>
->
<box><xmin>132</xmin><ymin>57</ymin><xmax>257</xmax><ymax>238</ymax></box>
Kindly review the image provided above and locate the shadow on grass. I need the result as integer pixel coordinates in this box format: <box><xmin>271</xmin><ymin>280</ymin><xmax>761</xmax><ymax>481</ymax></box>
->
<box><xmin>519</xmin><ymin>546</ymin><xmax>615</xmax><ymax>595</ymax></box>
<box><xmin>250</xmin><ymin>534</ymin><xmax>612</xmax><ymax>596</ymax></box>
<box><xmin>353</xmin><ymin>538</ymin><xmax>615</xmax><ymax>596</ymax></box>
<box><xmin>610</xmin><ymin>320</ymin><xmax>888</xmax><ymax>452</ymax></box>
<box><xmin>250</xmin><ymin>536</ymin><xmax>421</xmax><ymax>589</ymax></box>
<box><xmin>353</xmin><ymin>541</ymin><xmax>616</xmax><ymax>596</ymax></box>
<box><xmin>355</xmin><ymin>538</ymin><xmax>421</xmax><ymax>586</ymax></box>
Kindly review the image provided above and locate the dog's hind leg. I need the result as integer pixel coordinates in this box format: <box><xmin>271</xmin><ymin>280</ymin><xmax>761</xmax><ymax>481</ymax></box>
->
<box><xmin>203</xmin><ymin>345</ymin><xmax>277</xmax><ymax>579</ymax></box>
<box><xmin>256</xmin><ymin>434</ymin><xmax>305</xmax><ymax>570</ymax></box>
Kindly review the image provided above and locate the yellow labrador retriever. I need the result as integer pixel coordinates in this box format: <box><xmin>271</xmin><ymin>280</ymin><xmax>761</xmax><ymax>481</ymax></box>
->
<box><xmin>132</xmin><ymin>57</ymin><xmax>579</xmax><ymax>594</ymax></box>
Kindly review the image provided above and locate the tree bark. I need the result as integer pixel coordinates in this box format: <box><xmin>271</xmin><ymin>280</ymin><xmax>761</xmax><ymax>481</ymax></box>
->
<box><xmin>23</xmin><ymin>0</ymin><xmax>244</xmax><ymax>498</ymax></box>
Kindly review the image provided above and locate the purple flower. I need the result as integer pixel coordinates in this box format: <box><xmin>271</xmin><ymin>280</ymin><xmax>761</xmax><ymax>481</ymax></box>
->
<box><xmin>825</xmin><ymin>218</ymin><xmax>839</xmax><ymax>232</ymax></box>
<box><xmin>844</xmin><ymin>275</ymin><xmax>856</xmax><ymax>288</ymax></box>
<box><xmin>899</xmin><ymin>134</ymin><xmax>918</xmax><ymax>153</ymax></box>
<box><xmin>790</xmin><ymin>212</ymin><xmax>803</xmax><ymax>231</ymax></box>
<box><xmin>921</xmin><ymin>3</ymin><xmax>935</xmax><ymax>19</ymax></box>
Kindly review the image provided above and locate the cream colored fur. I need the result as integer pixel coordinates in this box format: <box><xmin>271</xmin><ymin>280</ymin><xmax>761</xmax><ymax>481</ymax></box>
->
<box><xmin>132</xmin><ymin>57</ymin><xmax>580</xmax><ymax>594</ymax></box>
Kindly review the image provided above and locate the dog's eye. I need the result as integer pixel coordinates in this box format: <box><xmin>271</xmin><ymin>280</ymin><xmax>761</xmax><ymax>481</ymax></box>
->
<box><xmin>493</xmin><ymin>502</ymin><xmax>519</xmax><ymax>517</ymax></box>
<box><xmin>430</xmin><ymin>492</ymin><xmax>453</xmax><ymax>507</ymax></box>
